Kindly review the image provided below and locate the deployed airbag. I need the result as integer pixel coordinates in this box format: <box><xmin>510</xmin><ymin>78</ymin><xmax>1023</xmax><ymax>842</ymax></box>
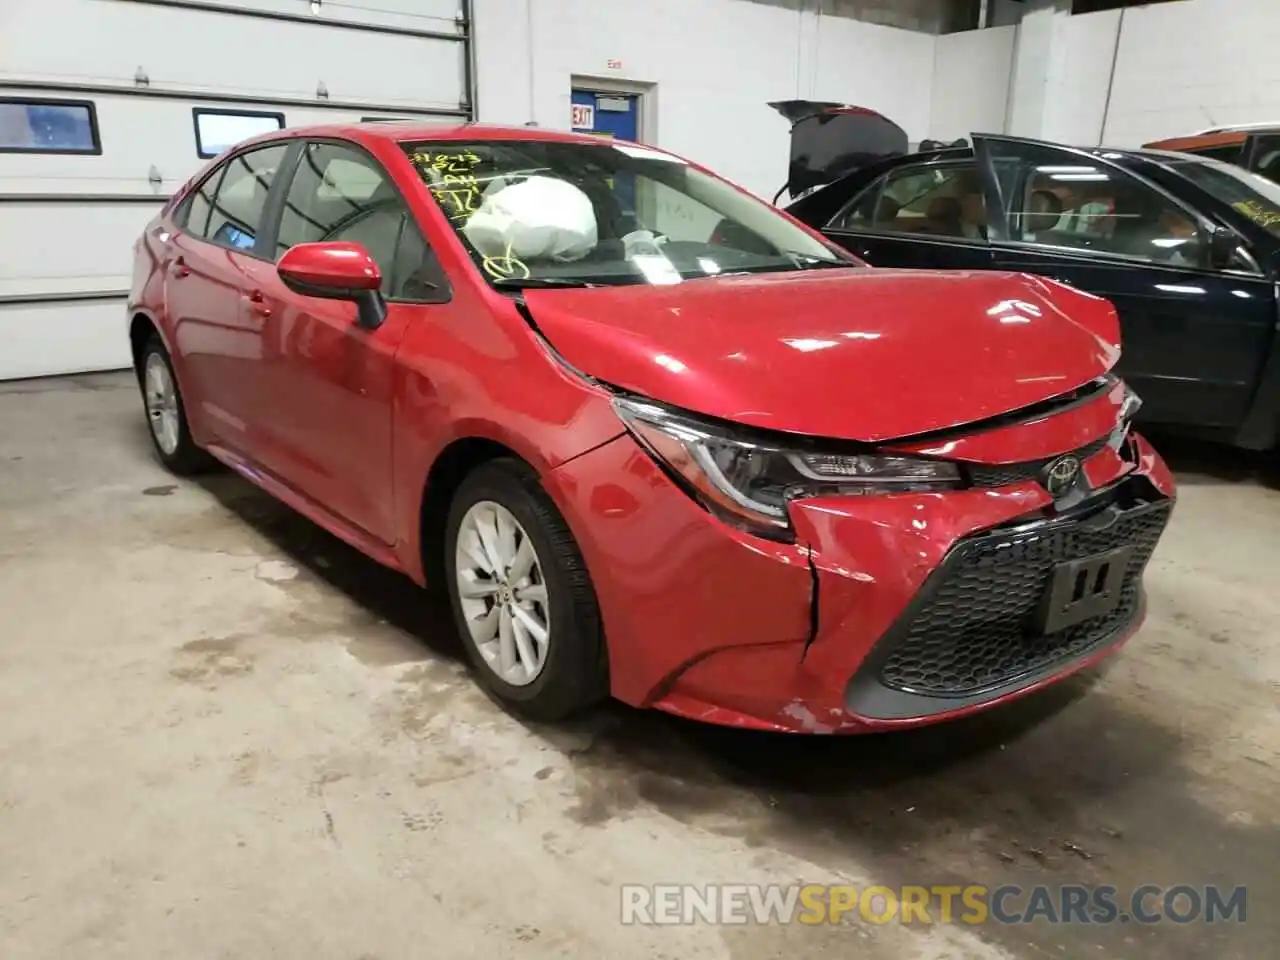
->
<box><xmin>462</xmin><ymin>176</ymin><xmax>598</xmax><ymax>262</ymax></box>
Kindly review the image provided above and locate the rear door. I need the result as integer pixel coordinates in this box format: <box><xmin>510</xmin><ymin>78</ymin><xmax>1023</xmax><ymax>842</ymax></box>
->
<box><xmin>821</xmin><ymin>156</ymin><xmax>995</xmax><ymax>271</ymax></box>
<box><xmin>166</xmin><ymin>141</ymin><xmax>293</xmax><ymax>454</ymax></box>
<box><xmin>975</xmin><ymin>135</ymin><xmax>1274</xmax><ymax>432</ymax></box>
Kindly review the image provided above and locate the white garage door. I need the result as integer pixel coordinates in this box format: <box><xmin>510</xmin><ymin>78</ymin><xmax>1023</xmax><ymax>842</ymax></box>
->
<box><xmin>0</xmin><ymin>0</ymin><xmax>475</xmax><ymax>381</ymax></box>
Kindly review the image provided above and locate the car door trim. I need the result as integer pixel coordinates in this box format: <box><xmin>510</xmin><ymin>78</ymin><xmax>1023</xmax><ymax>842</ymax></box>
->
<box><xmin>825</xmin><ymin>227</ymin><xmax>990</xmax><ymax>250</ymax></box>
<box><xmin>986</xmin><ymin>237</ymin><xmax>1268</xmax><ymax>279</ymax></box>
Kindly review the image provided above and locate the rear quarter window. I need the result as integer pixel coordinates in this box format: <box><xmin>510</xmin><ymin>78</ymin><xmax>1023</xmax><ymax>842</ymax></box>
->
<box><xmin>1187</xmin><ymin>144</ymin><xmax>1244</xmax><ymax>164</ymax></box>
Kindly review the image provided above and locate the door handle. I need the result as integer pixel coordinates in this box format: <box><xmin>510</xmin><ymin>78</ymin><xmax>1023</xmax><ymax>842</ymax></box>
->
<box><xmin>244</xmin><ymin>290</ymin><xmax>271</xmax><ymax>319</ymax></box>
<box><xmin>169</xmin><ymin>256</ymin><xmax>190</xmax><ymax>278</ymax></box>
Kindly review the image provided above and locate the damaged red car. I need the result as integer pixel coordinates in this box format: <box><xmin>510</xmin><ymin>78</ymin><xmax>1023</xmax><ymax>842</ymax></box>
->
<box><xmin>127</xmin><ymin>122</ymin><xmax>1175</xmax><ymax>733</ymax></box>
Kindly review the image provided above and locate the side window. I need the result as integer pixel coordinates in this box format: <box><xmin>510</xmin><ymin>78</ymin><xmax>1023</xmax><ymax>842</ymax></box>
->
<box><xmin>0</xmin><ymin>98</ymin><xmax>100</xmax><ymax>154</ymax></box>
<box><xmin>388</xmin><ymin>218</ymin><xmax>446</xmax><ymax>301</ymax></box>
<box><xmin>279</xmin><ymin>141</ymin><xmax>444</xmax><ymax>301</ymax></box>
<box><xmin>277</xmin><ymin>143</ymin><xmax>392</xmax><ymax>255</ymax></box>
<box><xmin>202</xmin><ymin>143</ymin><xmax>290</xmax><ymax>252</ymax></box>
<box><xmin>987</xmin><ymin>141</ymin><xmax>1204</xmax><ymax>267</ymax></box>
<box><xmin>193</xmin><ymin>108</ymin><xmax>284</xmax><ymax>159</ymax></box>
<box><xmin>831</xmin><ymin>162</ymin><xmax>987</xmax><ymax>240</ymax></box>
<box><xmin>177</xmin><ymin>167</ymin><xmax>224</xmax><ymax>237</ymax></box>
<box><xmin>1189</xmin><ymin>144</ymin><xmax>1243</xmax><ymax>165</ymax></box>
<box><xmin>1249</xmin><ymin>135</ymin><xmax>1280</xmax><ymax>185</ymax></box>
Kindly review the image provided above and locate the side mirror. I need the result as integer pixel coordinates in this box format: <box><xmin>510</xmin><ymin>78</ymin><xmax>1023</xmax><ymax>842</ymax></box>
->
<box><xmin>1206</xmin><ymin>225</ymin><xmax>1243</xmax><ymax>271</ymax></box>
<box><xmin>277</xmin><ymin>241</ymin><xmax>387</xmax><ymax>330</ymax></box>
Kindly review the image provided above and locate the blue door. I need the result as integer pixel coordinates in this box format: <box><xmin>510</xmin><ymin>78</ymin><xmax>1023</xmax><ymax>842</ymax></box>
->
<box><xmin>571</xmin><ymin>89</ymin><xmax>639</xmax><ymax>141</ymax></box>
<box><xmin>572</xmin><ymin>89</ymin><xmax>640</xmax><ymax>219</ymax></box>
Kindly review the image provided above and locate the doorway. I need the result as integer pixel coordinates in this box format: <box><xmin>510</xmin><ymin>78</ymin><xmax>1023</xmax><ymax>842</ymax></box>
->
<box><xmin>570</xmin><ymin>89</ymin><xmax>640</xmax><ymax>142</ymax></box>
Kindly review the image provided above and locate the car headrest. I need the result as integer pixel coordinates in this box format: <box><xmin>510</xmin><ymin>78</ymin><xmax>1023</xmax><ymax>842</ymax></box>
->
<box><xmin>1024</xmin><ymin>189</ymin><xmax>1063</xmax><ymax>234</ymax></box>
<box><xmin>874</xmin><ymin>196</ymin><xmax>901</xmax><ymax>222</ymax></box>
<box><xmin>926</xmin><ymin>196</ymin><xmax>962</xmax><ymax>223</ymax></box>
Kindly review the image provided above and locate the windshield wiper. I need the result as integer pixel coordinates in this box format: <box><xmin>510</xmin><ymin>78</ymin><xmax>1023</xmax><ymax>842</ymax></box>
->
<box><xmin>786</xmin><ymin>252</ymin><xmax>856</xmax><ymax>269</ymax></box>
<box><xmin>716</xmin><ymin>259</ymin><xmax>853</xmax><ymax>277</ymax></box>
<box><xmin>492</xmin><ymin>277</ymin><xmax>602</xmax><ymax>290</ymax></box>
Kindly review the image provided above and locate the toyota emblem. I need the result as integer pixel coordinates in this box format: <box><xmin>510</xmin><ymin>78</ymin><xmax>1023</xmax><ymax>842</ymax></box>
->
<box><xmin>1044</xmin><ymin>455</ymin><xmax>1082</xmax><ymax>498</ymax></box>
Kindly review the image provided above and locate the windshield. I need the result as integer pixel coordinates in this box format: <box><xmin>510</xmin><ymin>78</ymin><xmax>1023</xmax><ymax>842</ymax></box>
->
<box><xmin>1167</xmin><ymin>157</ymin><xmax>1280</xmax><ymax>237</ymax></box>
<box><xmin>401</xmin><ymin>139</ymin><xmax>855</xmax><ymax>287</ymax></box>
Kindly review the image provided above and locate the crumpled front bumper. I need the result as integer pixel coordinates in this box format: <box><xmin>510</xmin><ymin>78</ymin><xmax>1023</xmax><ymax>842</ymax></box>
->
<box><xmin>544</xmin><ymin>429</ymin><xmax>1175</xmax><ymax>734</ymax></box>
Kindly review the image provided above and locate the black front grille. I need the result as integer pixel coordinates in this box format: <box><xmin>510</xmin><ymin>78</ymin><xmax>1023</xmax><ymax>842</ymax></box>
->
<box><xmin>966</xmin><ymin>436</ymin><xmax>1108</xmax><ymax>488</ymax></box>
<box><xmin>875</xmin><ymin>499</ymin><xmax>1171</xmax><ymax>698</ymax></box>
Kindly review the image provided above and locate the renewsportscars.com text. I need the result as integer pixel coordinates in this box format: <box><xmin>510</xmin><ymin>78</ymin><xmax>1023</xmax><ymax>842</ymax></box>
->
<box><xmin>620</xmin><ymin>883</ymin><xmax>1247</xmax><ymax>926</ymax></box>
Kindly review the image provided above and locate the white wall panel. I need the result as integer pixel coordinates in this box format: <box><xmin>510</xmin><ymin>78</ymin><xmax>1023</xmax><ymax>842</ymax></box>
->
<box><xmin>930</xmin><ymin>26</ymin><xmax>1016</xmax><ymax>142</ymax></box>
<box><xmin>1040</xmin><ymin>10</ymin><xmax>1120</xmax><ymax>147</ymax></box>
<box><xmin>0</xmin><ymin>301</ymin><xmax>131</xmax><ymax>380</ymax></box>
<box><xmin>997</xmin><ymin>0</ymin><xmax>1280</xmax><ymax>149</ymax></box>
<box><xmin>810</xmin><ymin>15</ymin><xmax>937</xmax><ymax>147</ymax></box>
<box><xmin>1</xmin><ymin>0</ymin><xmax>465</xmax><ymax>109</ymax></box>
<box><xmin>1103</xmin><ymin>0</ymin><xmax>1280</xmax><ymax>146</ymax></box>
<box><xmin>0</xmin><ymin>0</ymin><xmax>468</xmax><ymax>379</ymax></box>
<box><xmin>1006</xmin><ymin>0</ymin><xmax>1055</xmax><ymax>139</ymax></box>
<box><xmin>185</xmin><ymin>0</ymin><xmax>463</xmax><ymax>32</ymax></box>
<box><xmin>473</xmin><ymin>0</ymin><xmax>935</xmax><ymax>201</ymax></box>
<box><xmin>0</xmin><ymin>90</ymin><xmax>437</xmax><ymax>196</ymax></box>
<box><xmin>0</xmin><ymin>203</ymin><xmax>155</xmax><ymax>300</ymax></box>
<box><xmin>478</xmin><ymin>0</ymin><xmax>802</xmax><ymax>199</ymax></box>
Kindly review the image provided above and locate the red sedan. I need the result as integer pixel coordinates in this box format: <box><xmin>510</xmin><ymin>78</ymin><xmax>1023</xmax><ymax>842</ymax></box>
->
<box><xmin>127</xmin><ymin>122</ymin><xmax>1175</xmax><ymax>733</ymax></box>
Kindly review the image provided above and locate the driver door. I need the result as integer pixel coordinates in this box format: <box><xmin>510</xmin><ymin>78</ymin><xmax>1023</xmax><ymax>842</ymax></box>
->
<box><xmin>244</xmin><ymin>140</ymin><xmax>450</xmax><ymax>544</ymax></box>
<box><xmin>975</xmin><ymin>134</ymin><xmax>1275</xmax><ymax>432</ymax></box>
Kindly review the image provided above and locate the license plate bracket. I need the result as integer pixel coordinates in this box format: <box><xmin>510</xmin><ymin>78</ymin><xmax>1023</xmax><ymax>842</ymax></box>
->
<box><xmin>1036</xmin><ymin>546</ymin><xmax>1133</xmax><ymax>634</ymax></box>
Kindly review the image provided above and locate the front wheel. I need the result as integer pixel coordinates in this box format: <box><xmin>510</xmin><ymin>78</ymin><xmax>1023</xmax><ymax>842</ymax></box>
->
<box><xmin>444</xmin><ymin>459</ymin><xmax>608</xmax><ymax>721</ymax></box>
<box><xmin>139</xmin><ymin>336</ymin><xmax>214</xmax><ymax>475</ymax></box>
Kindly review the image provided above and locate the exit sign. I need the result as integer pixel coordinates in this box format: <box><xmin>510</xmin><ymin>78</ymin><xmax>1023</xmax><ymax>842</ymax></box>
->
<box><xmin>606</xmin><ymin>59</ymin><xmax>623</xmax><ymax>70</ymax></box>
<box><xmin>571</xmin><ymin>104</ymin><xmax>594</xmax><ymax>129</ymax></box>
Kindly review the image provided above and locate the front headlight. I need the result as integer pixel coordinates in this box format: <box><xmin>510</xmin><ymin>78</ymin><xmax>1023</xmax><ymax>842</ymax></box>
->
<box><xmin>613</xmin><ymin>397</ymin><xmax>961</xmax><ymax>539</ymax></box>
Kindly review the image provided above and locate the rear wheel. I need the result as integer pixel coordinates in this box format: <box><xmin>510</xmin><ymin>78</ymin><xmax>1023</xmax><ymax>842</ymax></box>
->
<box><xmin>444</xmin><ymin>458</ymin><xmax>607</xmax><ymax>721</ymax></box>
<box><xmin>139</xmin><ymin>336</ymin><xmax>214</xmax><ymax>475</ymax></box>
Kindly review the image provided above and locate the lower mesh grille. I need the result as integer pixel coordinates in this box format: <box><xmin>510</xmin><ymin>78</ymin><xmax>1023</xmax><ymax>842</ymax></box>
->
<box><xmin>877</xmin><ymin>499</ymin><xmax>1171</xmax><ymax>697</ymax></box>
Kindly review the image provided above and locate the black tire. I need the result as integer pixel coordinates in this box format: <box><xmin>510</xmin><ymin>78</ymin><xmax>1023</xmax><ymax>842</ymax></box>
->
<box><xmin>444</xmin><ymin>458</ymin><xmax>608</xmax><ymax>721</ymax></box>
<box><xmin>139</xmin><ymin>335</ymin><xmax>215</xmax><ymax>476</ymax></box>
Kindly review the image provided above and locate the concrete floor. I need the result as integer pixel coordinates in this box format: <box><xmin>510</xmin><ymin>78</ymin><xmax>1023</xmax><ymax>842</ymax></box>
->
<box><xmin>0</xmin><ymin>372</ymin><xmax>1276</xmax><ymax>960</ymax></box>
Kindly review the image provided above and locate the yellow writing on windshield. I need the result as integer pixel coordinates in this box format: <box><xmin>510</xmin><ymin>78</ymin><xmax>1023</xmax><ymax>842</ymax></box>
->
<box><xmin>1232</xmin><ymin>199</ymin><xmax>1280</xmax><ymax>229</ymax></box>
<box><xmin>482</xmin><ymin>255</ymin><xmax>530</xmax><ymax>281</ymax></box>
<box><xmin>410</xmin><ymin>150</ymin><xmax>485</xmax><ymax>221</ymax></box>
<box><xmin>409</xmin><ymin>150</ymin><xmax>481</xmax><ymax>174</ymax></box>
<box><xmin>482</xmin><ymin>240</ymin><xmax>530</xmax><ymax>282</ymax></box>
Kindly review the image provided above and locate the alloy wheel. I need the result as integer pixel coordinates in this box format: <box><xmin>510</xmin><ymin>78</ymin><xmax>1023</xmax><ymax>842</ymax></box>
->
<box><xmin>454</xmin><ymin>500</ymin><xmax>551</xmax><ymax>686</ymax></box>
<box><xmin>144</xmin><ymin>352</ymin><xmax>181</xmax><ymax>456</ymax></box>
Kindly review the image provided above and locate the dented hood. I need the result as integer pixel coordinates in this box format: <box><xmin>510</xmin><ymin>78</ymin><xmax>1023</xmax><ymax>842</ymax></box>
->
<box><xmin>526</xmin><ymin>269</ymin><xmax>1121</xmax><ymax>443</ymax></box>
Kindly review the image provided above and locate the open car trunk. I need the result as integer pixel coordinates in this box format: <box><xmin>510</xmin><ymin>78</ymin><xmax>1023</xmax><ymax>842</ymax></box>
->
<box><xmin>768</xmin><ymin>100</ymin><xmax>909</xmax><ymax>203</ymax></box>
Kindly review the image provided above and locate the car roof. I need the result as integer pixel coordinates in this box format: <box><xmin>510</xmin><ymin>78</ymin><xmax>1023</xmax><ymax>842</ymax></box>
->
<box><xmin>1144</xmin><ymin>131</ymin><xmax>1249</xmax><ymax>151</ymax></box>
<box><xmin>1194</xmin><ymin>121</ymin><xmax>1280</xmax><ymax>134</ymax></box>
<box><xmin>893</xmin><ymin>140</ymin><xmax>1192</xmax><ymax>166</ymax></box>
<box><xmin>264</xmin><ymin>120</ymin><xmax>621</xmax><ymax>147</ymax></box>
